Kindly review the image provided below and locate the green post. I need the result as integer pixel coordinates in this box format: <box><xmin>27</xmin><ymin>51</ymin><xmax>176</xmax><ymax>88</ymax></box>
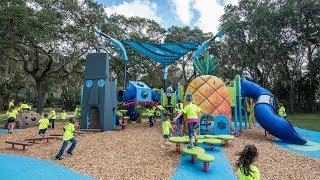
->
<box><xmin>233</xmin><ymin>79</ymin><xmax>238</xmax><ymax>135</ymax></box>
<box><xmin>236</xmin><ymin>75</ymin><xmax>242</xmax><ymax>133</ymax></box>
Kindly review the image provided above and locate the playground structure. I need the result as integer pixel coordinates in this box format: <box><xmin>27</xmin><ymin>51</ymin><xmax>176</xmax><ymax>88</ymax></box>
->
<box><xmin>80</xmin><ymin>26</ymin><xmax>307</xmax><ymax>146</ymax></box>
<box><xmin>80</xmin><ymin>53</ymin><xmax>117</xmax><ymax>131</ymax></box>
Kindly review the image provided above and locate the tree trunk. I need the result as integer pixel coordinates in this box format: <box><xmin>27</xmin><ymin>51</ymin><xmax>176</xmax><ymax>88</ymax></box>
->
<box><xmin>307</xmin><ymin>45</ymin><xmax>316</xmax><ymax>112</ymax></box>
<box><xmin>288</xmin><ymin>80</ymin><xmax>295</xmax><ymax>114</ymax></box>
<box><xmin>36</xmin><ymin>81</ymin><xmax>45</xmax><ymax>113</ymax></box>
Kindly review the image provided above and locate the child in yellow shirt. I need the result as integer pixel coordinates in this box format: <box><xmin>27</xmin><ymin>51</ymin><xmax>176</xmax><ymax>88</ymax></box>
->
<box><xmin>49</xmin><ymin>108</ymin><xmax>57</xmax><ymax>129</ymax></box>
<box><xmin>55</xmin><ymin>118</ymin><xmax>77</xmax><ymax>160</ymax></box>
<box><xmin>236</xmin><ymin>145</ymin><xmax>260</xmax><ymax>180</ymax></box>
<box><xmin>278</xmin><ymin>103</ymin><xmax>286</xmax><ymax>119</ymax></box>
<box><xmin>146</xmin><ymin>106</ymin><xmax>155</xmax><ymax>127</ymax></box>
<box><xmin>38</xmin><ymin>114</ymin><xmax>50</xmax><ymax>137</ymax></box>
<box><xmin>161</xmin><ymin>116</ymin><xmax>174</xmax><ymax>148</ymax></box>
<box><xmin>60</xmin><ymin>110</ymin><xmax>68</xmax><ymax>121</ymax></box>
<box><xmin>6</xmin><ymin>107</ymin><xmax>17</xmax><ymax>133</ymax></box>
<box><xmin>174</xmin><ymin>94</ymin><xmax>202</xmax><ymax>148</ymax></box>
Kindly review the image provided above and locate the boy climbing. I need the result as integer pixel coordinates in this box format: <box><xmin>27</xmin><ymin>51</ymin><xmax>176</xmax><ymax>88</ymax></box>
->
<box><xmin>6</xmin><ymin>106</ymin><xmax>18</xmax><ymax>133</ymax></box>
<box><xmin>38</xmin><ymin>114</ymin><xmax>50</xmax><ymax>137</ymax></box>
<box><xmin>56</xmin><ymin>118</ymin><xmax>78</xmax><ymax>160</ymax></box>
<box><xmin>161</xmin><ymin>115</ymin><xmax>174</xmax><ymax>148</ymax></box>
<box><xmin>166</xmin><ymin>85</ymin><xmax>173</xmax><ymax>105</ymax></box>
<box><xmin>174</xmin><ymin>100</ymin><xmax>184</xmax><ymax>136</ymax></box>
<box><xmin>278</xmin><ymin>103</ymin><xmax>286</xmax><ymax>119</ymax></box>
<box><xmin>49</xmin><ymin>108</ymin><xmax>57</xmax><ymax>129</ymax></box>
<box><xmin>173</xmin><ymin>94</ymin><xmax>202</xmax><ymax>148</ymax></box>
<box><xmin>21</xmin><ymin>101</ymin><xmax>31</xmax><ymax>111</ymax></box>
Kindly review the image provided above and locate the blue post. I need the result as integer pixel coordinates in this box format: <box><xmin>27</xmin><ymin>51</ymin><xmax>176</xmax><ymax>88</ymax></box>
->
<box><xmin>244</xmin><ymin>97</ymin><xmax>248</xmax><ymax>129</ymax></box>
<box><xmin>86</xmin><ymin>110</ymin><xmax>90</xmax><ymax>129</ymax></box>
<box><xmin>80</xmin><ymin>85</ymin><xmax>84</xmax><ymax>106</ymax></box>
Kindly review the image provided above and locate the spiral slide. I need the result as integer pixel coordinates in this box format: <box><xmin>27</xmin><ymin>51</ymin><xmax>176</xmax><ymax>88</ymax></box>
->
<box><xmin>240</xmin><ymin>78</ymin><xmax>307</xmax><ymax>145</ymax></box>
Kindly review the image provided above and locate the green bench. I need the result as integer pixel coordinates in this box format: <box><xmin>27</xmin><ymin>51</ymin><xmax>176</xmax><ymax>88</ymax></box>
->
<box><xmin>202</xmin><ymin>138</ymin><xmax>223</xmax><ymax>151</ymax></box>
<box><xmin>197</xmin><ymin>153</ymin><xmax>215</xmax><ymax>172</ymax></box>
<box><xmin>183</xmin><ymin>147</ymin><xmax>205</xmax><ymax>164</ymax></box>
<box><xmin>169</xmin><ymin>137</ymin><xmax>190</xmax><ymax>153</ymax></box>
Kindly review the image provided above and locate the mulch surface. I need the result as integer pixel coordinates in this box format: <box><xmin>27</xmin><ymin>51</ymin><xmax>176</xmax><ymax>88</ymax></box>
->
<box><xmin>0</xmin><ymin>122</ymin><xmax>179</xmax><ymax>180</ymax></box>
<box><xmin>223</xmin><ymin>127</ymin><xmax>320</xmax><ymax>180</ymax></box>
<box><xmin>1</xmin><ymin>123</ymin><xmax>320</xmax><ymax>180</ymax></box>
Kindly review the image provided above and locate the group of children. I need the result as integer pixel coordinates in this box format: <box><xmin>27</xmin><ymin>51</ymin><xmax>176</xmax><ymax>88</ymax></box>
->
<box><xmin>160</xmin><ymin>94</ymin><xmax>260</xmax><ymax>179</ymax></box>
<box><xmin>5</xmin><ymin>100</ymin><xmax>32</xmax><ymax>133</ymax></box>
<box><xmin>36</xmin><ymin>113</ymin><xmax>78</xmax><ymax>160</ymax></box>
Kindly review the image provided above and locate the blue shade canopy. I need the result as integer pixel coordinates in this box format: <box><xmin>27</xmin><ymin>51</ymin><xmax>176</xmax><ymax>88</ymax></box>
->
<box><xmin>122</xmin><ymin>40</ymin><xmax>202</xmax><ymax>67</ymax></box>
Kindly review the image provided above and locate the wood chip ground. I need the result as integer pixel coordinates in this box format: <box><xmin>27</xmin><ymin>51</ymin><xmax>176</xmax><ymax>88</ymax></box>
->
<box><xmin>1</xmin><ymin>122</ymin><xmax>319</xmax><ymax>180</ymax></box>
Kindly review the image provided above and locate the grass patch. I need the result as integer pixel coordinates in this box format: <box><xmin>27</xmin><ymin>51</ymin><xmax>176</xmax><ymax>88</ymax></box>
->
<box><xmin>287</xmin><ymin>114</ymin><xmax>320</xmax><ymax>132</ymax></box>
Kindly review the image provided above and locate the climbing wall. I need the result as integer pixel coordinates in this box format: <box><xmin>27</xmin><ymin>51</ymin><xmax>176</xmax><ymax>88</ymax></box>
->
<box><xmin>186</xmin><ymin>75</ymin><xmax>232</xmax><ymax>121</ymax></box>
<box><xmin>16</xmin><ymin>111</ymin><xmax>41</xmax><ymax>129</ymax></box>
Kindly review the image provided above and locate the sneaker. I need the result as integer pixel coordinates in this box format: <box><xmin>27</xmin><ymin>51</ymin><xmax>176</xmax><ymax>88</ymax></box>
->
<box><xmin>55</xmin><ymin>156</ymin><xmax>63</xmax><ymax>160</ymax></box>
<box><xmin>187</xmin><ymin>144</ymin><xmax>194</xmax><ymax>149</ymax></box>
<box><xmin>161</xmin><ymin>144</ymin><xmax>166</xmax><ymax>148</ymax></box>
<box><xmin>67</xmin><ymin>152</ymin><xmax>73</xmax><ymax>155</ymax></box>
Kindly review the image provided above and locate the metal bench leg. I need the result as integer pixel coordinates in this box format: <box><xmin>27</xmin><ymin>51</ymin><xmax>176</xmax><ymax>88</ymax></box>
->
<box><xmin>203</xmin><ymin>162</ymin><xmax>210</xmax><ymax>172</ymax></box>
<box><xmin>47</xmin><ymin>139</ymin><xmax>49</xmax><ymax>143</ymax></box>
<box><xmin>23</xmin><ymin>145</ymin><xmax>26</xmax><ymax>150</ymax></box>
<box><xmin>191</xmin><ymin>155</ymin><xmax>196</xmax><ymax>164</ymax></box>
<box><xmin>12</xmin><ymin>144</ymin><xmax>14</xmax><ymax>149</ymax></box>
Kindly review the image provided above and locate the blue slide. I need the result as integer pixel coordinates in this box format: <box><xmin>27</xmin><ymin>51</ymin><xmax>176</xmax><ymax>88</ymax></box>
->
<box><xmin>240</xmin><ymin>78</ymin><xmax>307</xmax><ymax>145</ymax></box>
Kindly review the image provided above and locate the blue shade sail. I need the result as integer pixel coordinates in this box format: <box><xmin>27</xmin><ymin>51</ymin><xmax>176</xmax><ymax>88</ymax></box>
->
<box><xmin>122</xmin><ymin>40</ymin><xmax>202</xmax><ymax>67</ymax></box>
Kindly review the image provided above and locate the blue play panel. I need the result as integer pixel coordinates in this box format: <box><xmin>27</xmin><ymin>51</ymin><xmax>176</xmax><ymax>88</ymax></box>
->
<box><xmin>172</xmin><ymin>145</ymin><xmax>236</xmax><ymax>180</ymax></box>
<box><xmin>0</xmin><ymin>129</ymin><xmax>19</xmax><ymax>134</ymax></box>
<box><xmin>0</xmin><ymin>154</ymin><xmax>92</xmax><ymax>179</ymax></box>
<box><xmin>275</xmin><ymin>127</ymin><xmax>320</xmax><ymax>159</ymax></box>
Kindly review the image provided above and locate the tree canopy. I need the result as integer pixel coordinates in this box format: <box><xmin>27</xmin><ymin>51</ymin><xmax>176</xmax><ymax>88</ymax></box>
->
<box><xmin>0</xmin><ymin>0</ymin><xmax>319</xmax><ymax>113</ymax></box>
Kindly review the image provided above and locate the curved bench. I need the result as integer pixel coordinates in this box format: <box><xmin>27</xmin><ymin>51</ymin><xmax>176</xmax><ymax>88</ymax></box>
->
<box><xmin>205</xmin><ymin>134</ymin><xmax>235</xmax><ymax>145</ymax></box>
<box><xmin>202</xmin><ymin>138</ymin><xmax>223</xmax><ymax>151</ymax></box>
<box><xmin>169</xmin><ymin>137</ymin><xmax>190</xmax><ymax>153</ymax></box>
<box><xmin>182</xmin><ymin>147</ymin><xmax>205</xmax><ymax>164</ymax></box>
<box><xmin>197</xmin><ymin>153</ymin><xmax>215</xmax><ymax>172</ymax></box>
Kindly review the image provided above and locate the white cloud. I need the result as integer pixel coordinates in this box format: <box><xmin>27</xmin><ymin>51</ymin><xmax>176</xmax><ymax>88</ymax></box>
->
<box><xmin>170</xmin><ymin>0</ymin><xmax>194</xmax><ymax>25</ymax></box>
<box><xmin>193</xmin><ymin>0</ymin><xmax>224</xmax><ymax>33</ymax></box>
<box><xmin>104</xmin><ymin>0</ymin><xmax>161</xmax><ymax>23</ymax></box>
<box><xmin>193</xmin><ymin>0</ymin><xmax>238</xmax><ymax>33</ymax></box>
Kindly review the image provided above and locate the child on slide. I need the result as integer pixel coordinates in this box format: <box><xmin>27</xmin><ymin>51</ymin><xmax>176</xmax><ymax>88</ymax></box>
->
<box><xmin>173</xmin><ymin>94</ymin><xmax>202</xmax><ymax>148</ymax></box>
<box><xmin>236</xmin><ymin>144</ymin><xmax>260</xmax><ymax>180</ymax></box>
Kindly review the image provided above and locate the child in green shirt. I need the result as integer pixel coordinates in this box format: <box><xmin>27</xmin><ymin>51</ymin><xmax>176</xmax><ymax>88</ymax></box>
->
<box><xmin>38</xmin><ymin>114</ymin><xmax>50</xmax><ymax>137</ymax></box>
<box><xmin>55</xmin><ymin>118</ymin><xmax>77</xmax><ymax>160</ymax></box>
<box><xmin>236</xmin><ymin>145</ymin><xmax>260</xmax><ymax>180</ymax></box>
<box><xmin>49</xmin><ymin>108</ymin><xmax>57</xmax><ymax>129</ymax></box>
<box><xmin>6</xmin><ymin>106</ymin><xmax>17</xmax><ymax>133</ymax></box>
<box><xmin>161</xmin><ymin>115</ymin><xmax>174</xmax><ymax>148</ymax></box>
<box><xmin>173</xmin><ymin>94</ymin><xmax>202</xmax><ymax>148</ymax></box>
<box><xmin>60</xmin><ymin>110</ymin><xmax>68</xmax><ymax>121</ymax></box>
<box><xmin>146</xmin><ymin>106</ymin><xmax>155</xmax><ymax>127</ymax></box>
<box><xmin>278</xmin><ymin>103</ymin><xmax>286</xmax><ymax>119</ymax></box>
<box><xmin>74</xmin><ymin>106</ymin><xmax>81</xmax><ymax>118</ymax></box>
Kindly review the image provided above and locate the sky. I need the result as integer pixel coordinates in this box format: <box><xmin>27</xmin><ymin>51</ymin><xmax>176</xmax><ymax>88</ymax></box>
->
<box><xmin>94</xmin><ymin>0</ymin><xmax>238</xmax><ymax>33</ymax></box>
